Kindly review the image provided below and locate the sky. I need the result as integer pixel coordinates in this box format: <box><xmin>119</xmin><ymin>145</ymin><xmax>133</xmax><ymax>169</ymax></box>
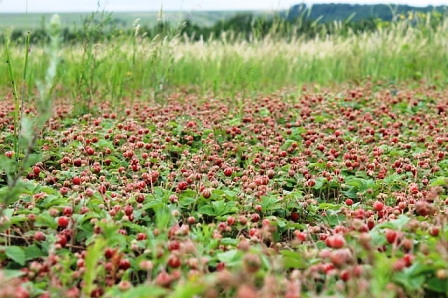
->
<box><xmin>0</xmin><ymin>0</ymin><xmax>446</xmax><ymax>13</ymax></box>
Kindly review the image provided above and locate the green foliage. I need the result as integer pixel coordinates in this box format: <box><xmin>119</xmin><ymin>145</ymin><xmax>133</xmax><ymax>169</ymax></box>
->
<box><xmin>83</xmin><ymin>237</ymin><xmax>106</xmax><ymax>297</ymax></box>
<box><xmin>0</xmin><ymin>14</ymin><xmax>61</xmax><ymax>229</ymax></box>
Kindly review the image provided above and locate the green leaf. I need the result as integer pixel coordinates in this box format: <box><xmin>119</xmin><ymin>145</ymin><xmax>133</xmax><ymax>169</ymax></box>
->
<box><xmin>119</xmin><ymin>285</ymin><xmax>166</xmax><ymax>298</ymax></box>
<box><xmin>316</xmin><ymin>241</ymin><xmax>326</xmax><ymax>249</ymax></box>
<box><xmin>405</xmin><ymin>261</ymin><xmax>435</xmax><ymax>277</ymax></box>
<box><xmin>261</xmin><ymin>195</ymin><xmax>282</xmax><ymax>211</ymax></box>
<box><xmin>42</xmin><ymin>195</ymin><xmax>67</xmax><ymax>208</ymax></box>
<box><xmin>142</xmin><ymin>201</ymin><xmax>164</xmax><ymax>211</ymax></box>
<box><xmin>198</xmin><ymin>205</ymin><xmax>215</xmax><ymax>216</ymax></box>
<box><xmin>0</xmin><ymin>156</ymin><xmax>15</xmax><ymax>176</ymax></box>
<box><xmin>223</xmin><ymin>189</ymin><xmax>237</xmax><ymax>198</ymax></box>
<box><xmin>40</xmin><ymin>186</ymin><xmax>58</xmax><ymax>195</ymax></box>
<box><xmin>217</xmin><ymin>249</ymin><xmax>239</xmax><ymax>263</ymax></box>
<box><xmin>171</xmin><ymin>279</ymin><xmax>206</xmax><ymax>298</ymax></box>
<box><xmin>369</xmin><ymin>228</ymin><xmax>386</xmax><ymax>247</ymax></box>
<box><xmin>375</xmin><ymin>214</ymin><xmax>410</xmax><ymax>231</ymax></box>
<box><xmin>220</xmin><ymin>238</ymin><xmax>238</xmax><ymax>246</ymax></box>
<box><xmin>2</xmin><ymin>269</ymin><xmax>25</xmax><ymax>280</ymax></box>
<box><xmin>83</xmin><ymin>237</ymin><xmax>106</xmax><ymax>297</ymax></box>
<box><xmin>318</xmin><ymin>203</ymin><xmax>341</xmax><ymax>211</ymax></box>
<box><xmin>26</xmin><ymin>153</ymin><xmax>43</xmax><ymax>168</ymax></box>
<box><xmin>383</xmin><ymin>173</ymin><xmax>405</xmax><ymax>186</ymax></box>
<box><xmin>211</xmin><ymin>200</ymin><xmax>226</xmax><ymax>216</ymax></box>
<box><xmin>430</xmin><ymin>177</ymin><xmax>447</xmax><ymax>187</ymax></box>
<box><xmin>123</xmin><ymin>222</ymin><xmax>146</xmax><ymax>233</ymax></box>
<box><xmin>178</xmin><ymin>196</ymin><xmax>196</xmax><ymax>208</ymax></box>
<box><xmin>35</xmin><ymin>213</ymin><xmax>58</xmax><ymax>229</ymax></box>
<box><xmin>3</xmin><ymin>246</ymin><xmax>26</xmax><ymax>265</ymax></box>
<box><xmin>96</xmin><ymin>139</ymin><xmax>114</xmax><ymax>149</ymax></box>
<box><xmin>9</xmin><ymin>215</ymin><xmax>28</xmax><ymax>225</ymax></box>
<box><xmin>312</xmin><ymin>177</ymin><xmax>325</xmax><ymax>190</ymax></box>
<box><xmin>25</xmin><ymin>244</ymin><xmax>45</xmax><ymax>260</ymax></box>
<box><xmin>426</xmin><ymin>277</ymin><xmax>448</xmax><ymax>293</ymax></box>
<box><xmin>394</xmin><ymin>272</ymin><xmax>425</xmax><ymax>291</ymax></box>
<box><xmin>2</xmin><ymin>209</ymin><xmax>15</xmax><ymax>218</ymax></box>
<box><xmin>19</xmin><ymin>116</ymin><xmax>35</xmax><ymax>149</ymax></box>
<box><xmin>281</xmin><ymin>250</ymin><xmax>308</xmax><ymax>269</ymax></box>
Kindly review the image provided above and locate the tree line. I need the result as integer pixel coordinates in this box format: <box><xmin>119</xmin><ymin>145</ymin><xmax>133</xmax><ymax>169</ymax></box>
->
<box><xmin>3</xmin><ymin>3</ymin><xmax>448</xmax><ymax>45</ymax></box>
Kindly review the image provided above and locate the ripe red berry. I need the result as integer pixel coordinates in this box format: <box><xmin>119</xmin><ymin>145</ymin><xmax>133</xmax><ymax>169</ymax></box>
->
<box><xmin>59</xmin><ymin>187</ymin><xmax>69</xmax><ymax>196</ymax></box>
<box><xmin>296</xmin><ymin>232</ymin><xmax>306</xmax><ymax>242</ymax></box>
<box><xmin>403</xmin><ymin>254</ymin><xmax>414</xmax><ymax>267</ymax></box>
<box><xmin>226</xmin><ymin>216</ymin><xmax>236</xmax><ymax>226</ymax></box>
<box><xmin>373</xmin><ymin>201</ymin><xmax>384</xmax><ymax>212</ymax></box>
<box><xmin>187</xmin><ymin>216</ymin><xmax>195</xmax><ymax>225</ymax></box>
<box><xmin>167</xmin><ymin>254</ymin><xmax>181</xmax><ymax>268</ymax></box>
<box><xmin>104</xmin><ymin>248</ymin><xmax>115</xmax><ymax>259</ymax></box>
<box><xmin>124</xmin><ymin>205</ymin><xmax>133</xmax><ymax>216</ymax></box>
<box><xmin>86</xmin><ymin>146</ymin><xmax>95</xmax><ymax>155</ymax></box>
<box><xmin>307</xmin><ymin>179</ymin><xmax>316</xmax><ymax>187</ymax></box>
<box><xmin>290</xmin><ymin>212</ymin><xmax>300</xmax><ymax>222</ymax></box>
<box><xmin>340</xmin><ymin>269</ymin><xmax>350</xmax><ymax>282</ymax></box>
<box><xmin>135</xmin><ymin>193</ymin><xmax>145</xmax><ymax>203</ymax></box>
<box><xmin>239</xmin><ymin>215</ymin><xmax>248</xmax><ymax>225</ymax></box>
<box><xmin>57</xmin><ymin>216</ymin><xmax>69</xmax><ymax>228</ymax></box>
<box><xmin>119</xmin><ymin>259</ymin><xmax>131</xmax><ymax>270</ymax></box>
<box><xmin>202</xmin><ymin>189</ymin><xmax>211</xmax><ymax>199</ymax></box>
<box><xmin>33</xmin><ymin>166</ymin><xmax>41</xmax><ymax>175</ymax></box>
<box><xmin>385</xmin><ymin>229</ymin><xmax>398</xmax><ymax>244</ymax></box>
<box><xmin>392</xmin><ymin>259</ymin><xmax>406</xmax><ymax>272</ymax></box>
<box><xmin>73</xmin><ymin>176</ymin><xmax>81</xmax><ymax>185</ymax></box>
<box><xmin>85</xmin><ymin>188</ymin><xmax>94</xmax><ymax>197</ymax></box>
<box><xmin>429</xmin><ymin>226</ymin><xmax>440</xmax><ymax>237</ymax></box>
<box><xmin>250</xmin><ymin>213</ymin><xmax>260</xmax><ymax>223</ymax></box>
<box><xmin>216</xmin><ymin>262</ymin><xmax>226</xmax><ymax>271</ymax></box>
<box><xmin>168</xmin><ymin>240</ymin><xmax>181</xmax><ymax>251</ymax></box>
<box><xmin>177</xmin><ymin>181</ymin><xmax>188</xmax><ymax>191</ymax></box>
<box><xmin>56</xmin><ymin>235</ymin><xmax>67</xmax><ymax>247</ymax></box>
<box><xmin>345</xmin><ymin>199</ymin><xmax>353</xmax><ymax>206</ymax></box>
<box><xmin>155</xmin><ymin>271</ymin><xmax>172</xmax><ymax>288</ymax></box>
<box><xmin>73</xmin><ymin>158</ymin><xmax>82</xmax><ymax>167</ymax></box>
<box><xmin>223</xmin><ymin>167</ymin><xmax>233</xmax><ymax>177</ymax></box>
<box><xmin>137</xmin><ymin>233</ymin><xmax>147</xmax><ymax>241</ymax></box>
<box><xmin>325</xmin><ymin>234</ymin><xmax>346</xmax><ymax>249</ymax></box>
<box><xmin>14</xmin><ymin>287</ymin><xmax>29</xmax><ymax>298</ymax></box>
<box><xmin>63</xmin><ymin>207</ymin><xmax>73</xmax><ymax>217</ymax></box>
<box><xmin>34</xmin><ymin>231</ymin><xmax>46</xmax><ymax>242</ymax></box>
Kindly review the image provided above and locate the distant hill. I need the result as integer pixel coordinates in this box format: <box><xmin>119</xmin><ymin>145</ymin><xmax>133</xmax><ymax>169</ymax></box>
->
<box><xmin>287</xmin><ymin>3</ymin><xmax>448</xmax><ymax>22</ymax></box>
<box><xmin>0</xmin><ymin>11</ymin><xmax>256</xmax><ymax>30</ymax></box>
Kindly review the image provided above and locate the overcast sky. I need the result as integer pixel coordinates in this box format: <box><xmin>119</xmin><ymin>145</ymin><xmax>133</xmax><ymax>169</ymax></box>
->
<box><xmin>0</xmin><ymin>0</ymin><xmax>446</xmax><ymax>12</ymax></box>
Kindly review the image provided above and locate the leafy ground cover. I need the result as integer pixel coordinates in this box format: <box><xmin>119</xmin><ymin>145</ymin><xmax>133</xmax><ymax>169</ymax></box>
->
<box><xmin>0</xmin><ymin>81</ymin><xmax>447</xmax><ymax>297</ymax></box>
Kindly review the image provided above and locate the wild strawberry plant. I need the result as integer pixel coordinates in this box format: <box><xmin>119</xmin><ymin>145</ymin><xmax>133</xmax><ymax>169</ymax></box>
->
<box><xmin>0</xmin><ymin>81</ymin><xmax>447</xmax><ymax>297</ymax></box>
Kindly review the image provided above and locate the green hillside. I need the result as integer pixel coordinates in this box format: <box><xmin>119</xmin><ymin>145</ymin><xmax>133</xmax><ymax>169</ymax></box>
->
<box><xmin>288</xmin><ymin>3</ymin><xmax>448</xmax><ymax>22</ymax></box>
<box><xmin>2</xmin><ymin>4</ymin><xmax>447</xmax><ymax>31</ymax></box>
<box><xmin>0</xmin><ymin>10</ymin><xmax>259</xmax><ymax>30</ymax></box>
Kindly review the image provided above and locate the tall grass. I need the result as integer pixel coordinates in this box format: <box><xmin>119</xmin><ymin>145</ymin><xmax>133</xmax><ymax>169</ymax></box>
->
<box><xmin>1</xmin><ymin>12</ymin><xmax>447</xmax><ymax>104</ymax></box>
<box><xmin>0</xmin><ymin>14</ymin><xmax>61</xmax><ymax>225</ymax></box>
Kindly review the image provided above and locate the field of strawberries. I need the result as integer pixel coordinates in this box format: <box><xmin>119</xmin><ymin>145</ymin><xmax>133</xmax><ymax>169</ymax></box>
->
<box><xmin>0</xmin><ymin>82</ymin><xmax>447</xmax><ymax>297</ymax></box>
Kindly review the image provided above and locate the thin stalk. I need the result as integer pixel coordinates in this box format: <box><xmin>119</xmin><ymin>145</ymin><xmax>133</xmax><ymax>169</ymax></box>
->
<box><xmin>4</xmin><ymin>33</ymin><xmax>20</xmax><ymax>160</ymax></box>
